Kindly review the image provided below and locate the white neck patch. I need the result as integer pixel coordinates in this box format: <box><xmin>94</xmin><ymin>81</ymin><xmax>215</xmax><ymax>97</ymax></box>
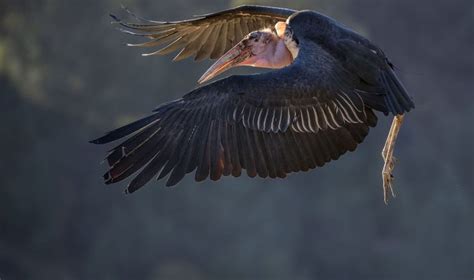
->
<box><xmin>275</xmin><ymin>20</ymin><xmax>299</xmax><ymax>60</ymax></box>
<box><xmin>284</xmin><ymin>36</ymin><xmax>299</xmax><ymax>60</ymax></box>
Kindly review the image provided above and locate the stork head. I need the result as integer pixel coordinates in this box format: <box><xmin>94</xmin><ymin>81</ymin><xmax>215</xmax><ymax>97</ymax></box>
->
<box><xmin>198</xmin><ymin>25</ymin><xmax>294</xmax><ymax>84</ymax></box>
<box><xmin>286</xmin><ymin>10</ymin><xmax>333</xmax><ymax>44</ymax></box>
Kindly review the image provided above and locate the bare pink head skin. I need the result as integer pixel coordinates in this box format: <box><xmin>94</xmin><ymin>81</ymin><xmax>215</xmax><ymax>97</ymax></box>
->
<box><xmin>198</xmin><ymin>21</ymin><xmax>293</xmax><ymax>84</ymax></box>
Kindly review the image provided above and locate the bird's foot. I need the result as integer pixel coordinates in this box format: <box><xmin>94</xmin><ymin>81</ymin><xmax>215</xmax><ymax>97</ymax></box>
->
<box><xmin>382</xmin><ymin>155</ymin><xmax>397</xmax><ymax>204</ymax></box>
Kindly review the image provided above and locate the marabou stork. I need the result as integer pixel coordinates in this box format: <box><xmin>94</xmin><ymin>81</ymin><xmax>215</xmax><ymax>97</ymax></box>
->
<box><xmin>91</xmin><ymin>5</ymin><xmax>414</xmax><ymax>203</ymax></box>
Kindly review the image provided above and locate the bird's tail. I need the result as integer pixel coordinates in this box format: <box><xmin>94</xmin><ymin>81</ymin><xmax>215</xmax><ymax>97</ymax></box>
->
<box><xmin>380</xmin><ymin>68</ymin><xmax>415</xmax><ymax>115</ymax></box>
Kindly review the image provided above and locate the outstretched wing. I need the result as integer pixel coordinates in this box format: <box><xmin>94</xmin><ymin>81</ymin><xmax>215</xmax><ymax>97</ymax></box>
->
<box><xmin>112</xmin><ymin>5</ymin><xmax>295</xmax><ymax>61</ymax></box>
<box><xmin>91</xmin><ymin>46</ymin><xmax>382</xmax><ymax>193</ymax></box>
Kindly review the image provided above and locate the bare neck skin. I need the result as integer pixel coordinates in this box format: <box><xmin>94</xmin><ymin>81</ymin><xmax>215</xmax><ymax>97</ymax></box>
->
<box><xmin>198</xmin><ymin>23</ymin><xmax>295</xmax><ymax>84</ymax></box>
<box><xmin>238</xmin><ymin>33</ymin><xmax>293</xmax><ymax>69</ymax></box>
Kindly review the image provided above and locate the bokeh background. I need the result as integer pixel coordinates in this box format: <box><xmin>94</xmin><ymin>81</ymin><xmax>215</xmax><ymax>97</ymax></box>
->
<box><xmin>1</xmin><ymin>0</ymin><xmax>473</xmax><ymax>279</ymax></box>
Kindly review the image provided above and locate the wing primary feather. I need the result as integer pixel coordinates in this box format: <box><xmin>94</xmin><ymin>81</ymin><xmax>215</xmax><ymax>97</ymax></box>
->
<box><xmin>173</xmin><ymin>28</ymin><xmax>207</xmax><ymax>61</ymax></box>
<box><xmin>104</xmin><ymin>132</ymin><xmax>162</xmax><ymax>184</ymax></box>
<box><xmin>240</xmin><ymin>124</ymin><xmax>257</xmax><ymax>177</ymax></box>
<box><xmin>210</xmin><ymin>119</ymin><xmax>224</xmax><ymax>181</ymax></box>
<box><xmin>257</xmin><ymin>131</ymin><xmax>275</xmax><ymax>178</ymax></box>
<box><xmin>126</xmin><ymin>30</ymin><xmax>178</xmax><ymax>47</ymax></box>
<box><xmin>195</xmin><ymin>107</ymin><xmax>214</xmax><ymax>181</ymax></box>
<box><xmin>277</xmin><ymin>132</ymin><xmax>296</xmax><ymax>173</ymax></box>
<box><xmin>125</xmin><ymin>128</ymin><xmax>182</xmax><ymax>193</ymax></box>
<box><xmin>158</xmin><ymin>110</ymin><xmax>196</xmax><ymax>182</ymax></box>
<box><xmin>105</xmin><ymin>121</ymin><xmax>161</xmax><ymax>166</ymax></box>
<box><xmin>288</xmin><ymin>130</ymin><xmax>310</xmax><ymax>171</ymax></box>
<box><xmin>209</xmin><ymin>24</ymin><xmax>225</xmax><ymax>59</ymax></box>
<box><xmin>90</xmin><ymin>113</ymin><xmax>160</xmax><ymax>144</ymax></box>
<box><xmin>240</xmin><ymin>18</ymin><xmax>250</xmax><ymax>37</ymax></box>
<box><xmin>225</xmin><ymin>19</ymin><xmax>235</xmax><ymax>50</ymax></box>
<box><xmin>194</xmin><ymin>25</ymin><xmax>217</xmax><ymax>61</ymax></box>
<box><xmin>313</xmin><ymin>132</ymin><xmax>331</xmax><ymax>163</ymax></box>
<box><xmin>185</xmin><ymin>108</ymin><xmax>205</xmax><ymax>173</ymax></box>
<box><xmin>259</xmin><ymin>132</ymin><xmax>277</xmax><ymax>178</ymax></box>
<box><xmin>105</xmin><ymin>105</ymin><xmax>183</xmax><ymax>182</ymax></box>
<box><xmin>233</xmin><ymin>19</ymin><xmax>244</xmax><ymax>42</ymax></box>
<box><xmin>146</xmin><ymin>110</ymin><xmax>190</xmax><ymax>179</ymax></box>
<box><xmin>166</xmin><ymin>124</ymin><xmax>199</xmax><ymax>186</ymax></box>
<box><xmin>221</xmin><ymin>121</ymin><xmax>233</xmax><ymax>176</ymax></box>
<box><xmin>249</xmin><ymin>128</ymin><xmax>268</xmax><ymax>178</ymax></box>
<box><xmin>270</xmin><ymin>133</ymin><xmax>289</xmax><ymax>174</ymax></box>
<box><xmin>229</xmin><ymin>122</ymin><xmax>242</xmax><ymax>177</ymax></box>
<box><xmin>297</xmin><ymin>132</ymin><xmax>317</xmax><ymax>169</ymax></box>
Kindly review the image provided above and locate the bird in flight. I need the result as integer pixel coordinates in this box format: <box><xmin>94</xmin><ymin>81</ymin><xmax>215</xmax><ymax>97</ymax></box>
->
<box><xmin>91</xmin><ymin>5</ymin><xmax>414</xmax><ymax>203</ymax></box>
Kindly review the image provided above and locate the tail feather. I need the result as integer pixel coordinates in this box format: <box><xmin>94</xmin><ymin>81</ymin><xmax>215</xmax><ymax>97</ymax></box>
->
<box><xmin>380</xmin><ymin>69</ymin><xmax>415</xmax><ymax>115</ymax></box>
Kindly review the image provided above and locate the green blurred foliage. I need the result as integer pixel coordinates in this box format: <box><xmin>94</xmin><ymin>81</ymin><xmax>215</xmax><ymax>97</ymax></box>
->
<box><xmin>0</xmin><ymin>0</ymin><xmax>473</xmax><ymax>279</ymax></box>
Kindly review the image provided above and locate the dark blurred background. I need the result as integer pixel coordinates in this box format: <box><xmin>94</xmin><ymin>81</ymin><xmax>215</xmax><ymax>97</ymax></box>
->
<box><xmin>1</xmin><ymin>0</ymin><xmax>473</xmax><ymax>279</ymax></box>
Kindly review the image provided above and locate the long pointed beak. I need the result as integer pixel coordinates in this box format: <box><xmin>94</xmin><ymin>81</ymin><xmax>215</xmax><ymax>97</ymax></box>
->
<box><xmin>198</xmin><ymin>43</ymin><xmax>252</xmax><ymax>84</ymax></box>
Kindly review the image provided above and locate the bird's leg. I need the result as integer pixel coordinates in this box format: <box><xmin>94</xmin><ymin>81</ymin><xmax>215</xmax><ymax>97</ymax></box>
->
<box><xmin>381</xmin><ymin>115</ymin><xmax>397</xmax><ymax>160</ymax></box>
<box><xmin>381</xmin><ymin>114</ymin><xmax>405</xmax><ymax>204</ymax></box>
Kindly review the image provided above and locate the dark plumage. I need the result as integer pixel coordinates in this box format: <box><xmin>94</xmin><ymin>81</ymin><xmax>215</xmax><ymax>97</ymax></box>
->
<box><xmin>91</xmin><ymin>6</ymin><xmax>414</xmax><ymax>194</ymax></box>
